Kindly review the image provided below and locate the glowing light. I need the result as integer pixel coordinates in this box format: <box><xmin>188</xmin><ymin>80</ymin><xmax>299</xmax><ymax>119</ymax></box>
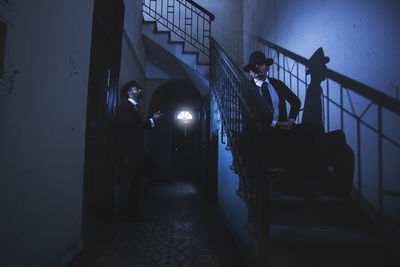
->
<box><xmin>177</xmin><ymin>110</ymin><xmax>193</xmax><ymax>123</ymax></box>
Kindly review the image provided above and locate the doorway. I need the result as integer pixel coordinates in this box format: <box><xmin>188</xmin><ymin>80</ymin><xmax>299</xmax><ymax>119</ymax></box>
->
<box><xmin>172</xmin><ymin>108</ymin><xmax>200</xmax><ymax>182</ymax></box>
<box><xmin>147</xmin><ymin>80</ymin><xmax>203</xmax><ymax>183</ymax></box>
<box><xmin>83</xmin><ymin>0</ymin><xmax>124</xmax><ymax>216</ymax></box>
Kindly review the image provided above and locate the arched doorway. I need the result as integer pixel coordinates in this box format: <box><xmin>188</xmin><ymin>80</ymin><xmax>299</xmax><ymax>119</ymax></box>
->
<box><xmin>147</xmin><ymin>80</ymin><xmax>203</xmax><ymax>183</ymax></box>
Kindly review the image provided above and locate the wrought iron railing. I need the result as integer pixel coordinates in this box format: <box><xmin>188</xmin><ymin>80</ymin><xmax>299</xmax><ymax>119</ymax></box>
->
<box><xmin>142</xmin><ymin>0</ymin><xmax>215</xmax><ymax>57</ymax></box>
<box><xmin>250</xmin><ymin>35</ymin><xmax>400</xmax><ymax>224</ymax></box>
<box><xmin>210</xmin><ymin>37</ymin><xmax>274</xmax><ymax>238</ymax></box>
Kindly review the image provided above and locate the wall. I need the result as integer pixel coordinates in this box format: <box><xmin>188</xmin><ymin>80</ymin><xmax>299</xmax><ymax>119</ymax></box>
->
<box><xmin>119</xmin><ymin>0</ymin><xmax>147</xmax><ymax>98</ymax></box>
<box><xmin>122</xmin><ymin>0</ymin><xmax>146</xmax><ymax>73</ymax></box>
<box><xmin>242</xmin><ymin>0</ymin><xmax>400</xmax><ymax>233</ymax></box>
<box><xmin>119</xmin><ymin>32</ymin><xmax>146</xmax><ymax>100</ymax></box>
<box><xmin>243</xmin><ymin>0</ymin><xmax>400</xmax><ymax>98</ymax></box>
<box><xmin>210</xmin><ymin>94</ymin><xmax>259</xmax><ymax>266</ymax></box>
<box><xmin>0</xmin><ymin>0</ymin><xmax>94</xmax><ymax>266</ymax></box>
<box><xmin>195</xmin><ymin>0</ymin><xmax>244</xmax><ymax>65</ymax></box>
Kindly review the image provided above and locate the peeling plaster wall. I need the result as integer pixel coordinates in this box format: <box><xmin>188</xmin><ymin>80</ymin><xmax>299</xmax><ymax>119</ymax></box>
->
<box><xmin>0</xmin><ymin>0</ymin><xmax>94</xmax><ymax>266</ymax></box>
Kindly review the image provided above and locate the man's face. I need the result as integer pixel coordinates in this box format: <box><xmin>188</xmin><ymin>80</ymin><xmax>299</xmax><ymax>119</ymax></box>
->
<box><xmin>128</xmin><ymin>86</ymin><xmax>143</xmax><ymax>100</ymax></box>
<box><xmin>251</xmin><ymin>63</ymin><xmax>269</xmax><ymax>79</ymax></box>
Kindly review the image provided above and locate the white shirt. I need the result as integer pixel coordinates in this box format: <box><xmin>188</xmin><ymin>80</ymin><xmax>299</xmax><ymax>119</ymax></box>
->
<box><xmin>128</xmin><ymin>98</ymin><xmax>155</xmax><ymax>127</ymax></box>
<box><xmin>254</xmin><ymin>78</ymin><xmax>280</xmax><ymax>127</ymax></box>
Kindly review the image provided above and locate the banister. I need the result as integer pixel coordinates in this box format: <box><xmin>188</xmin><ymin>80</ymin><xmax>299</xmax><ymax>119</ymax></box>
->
<box><xmin>184</xmin><ymin>0</ymin><xmax>215</xmax><ymax>21</ymax></box>
<box><xmin>211</xmin><ymin>37</ymin><xmax>273</xmax><ymax>122</ymax></box>
<box><xmin>143</xmin><ymin>0</ymin><xmax>213</xmax><ymax>57</ymax></box>
<box><xmin>210</xmin><ymin>37</ymin><xmax>273</xmax><ymax>239</ymax></box>
<box><xmin>250</xmin><ymin>34</ymin><xmax>400</xmax><ymax>224</ymax></box>
<box><xmin>251</xmin><ymin>34</ymin><xmax>400</xmax><ymax>115</ymax></box>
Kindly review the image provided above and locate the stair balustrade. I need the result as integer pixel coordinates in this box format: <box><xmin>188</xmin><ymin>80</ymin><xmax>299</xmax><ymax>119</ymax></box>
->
<box><xmin>210</xmin><ymin>37</ymin><xmax>274</xmax><ymax>239</ymax></box>
<box><xmin>210</xmin><ymin>34</ymin><xmax>400</xmax><ymax>242</ymax></box>
<box><xmin>251</xmin><ymin>35</ymin><xmax>400</xmax><ymax>225</ymax></box>
<box><xmin>142</xmin><ymin>0</ymin><xmax>214</xmax><ymax>57</ymax></box>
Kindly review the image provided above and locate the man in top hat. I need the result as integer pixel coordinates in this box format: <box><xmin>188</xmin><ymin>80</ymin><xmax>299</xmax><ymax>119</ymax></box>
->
<box><xmin>116</xmin><ymin>80</ymin><xmax>164</xmax><ymax>221</ymax></box>
<box><xmin>244</xmin><ymin>51</ymin><xmax>302</xmax><ymax>167</ymax></box>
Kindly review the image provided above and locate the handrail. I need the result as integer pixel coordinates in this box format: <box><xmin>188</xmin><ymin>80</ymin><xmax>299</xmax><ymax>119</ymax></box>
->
<box><xmin>211</xmin><ymin>38</ymin><xmax>273</xmax><ymax>125</ymax></box>
<box><xmin>142</xmin><ymin>0</ymin><xmax>214</xmax><ymax>56</ymax></box>
<box><xmin>250</xmin><ymin>34</ymin><xmax>400</xmax><ymax>223</ymax></box>
<box><xmin>210</xmin><ymin>37</ymin><xmax>273</xmax><ymax>237</ymax></box>
<box><xmin>185</xmin><ymin>0</ymin><xmax>215</xmax><ymax>21</ymax></box>
<box><xmin>251</xmin><ymin>34</ymin><xmax>400</xmax><ymax>115</ymax></box>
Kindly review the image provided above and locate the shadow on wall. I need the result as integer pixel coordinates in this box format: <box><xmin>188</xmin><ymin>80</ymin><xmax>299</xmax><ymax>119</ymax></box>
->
<box><xmin>147</xmin><ymin>79</ymin><xmax>203</xmax><ymax>182</ymax></box>
<box><xmin>301</xmin><ymin>47</ymin><xmax>355</xmax><ymax>195</ymax></box>
<box><xmin>302</xmin><ymin>47</ymin><xmax>330</xmax><ymax>134</ymax></box>
<box><xmin>252</xmin><ymin>35</ymin><xmax>400</xmax><ymax>223</ymax></box>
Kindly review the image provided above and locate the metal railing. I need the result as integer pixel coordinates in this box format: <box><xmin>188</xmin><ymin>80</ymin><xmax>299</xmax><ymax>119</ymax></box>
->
<box><xmin>142</xmin><ymin>0</ymin><xmax>215</xmax><ymax>57</ymax></box>
<box><xmin>210</xmin><ymin>37</ymin><xmax>274</xmax><ymax>238</ymax></box>
<box><xmin>251</xmin><ymin>35</ymin><xmax>400</xmax><ymax>224</ymax></box>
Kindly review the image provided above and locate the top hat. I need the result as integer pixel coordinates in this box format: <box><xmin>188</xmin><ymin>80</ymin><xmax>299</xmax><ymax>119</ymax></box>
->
<box><xmin>243</xmin><ymin>51</ymin><xmax>273</xmax><ymax>72</ymax></box>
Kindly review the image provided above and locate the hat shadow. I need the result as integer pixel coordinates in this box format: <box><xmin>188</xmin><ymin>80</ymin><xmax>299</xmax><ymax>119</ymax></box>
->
<box><xmin>301</xmin><ymin>47</ymin><xmax>330</xmax><ymax>134</ymax></box>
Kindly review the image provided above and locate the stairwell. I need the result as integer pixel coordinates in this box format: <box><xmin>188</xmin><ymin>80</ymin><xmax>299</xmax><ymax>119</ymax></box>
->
<box><xmin>142</xmin><ymin>0</ymin><xmax>213</xmax><ymax>78</ymax></box>
<box><xmin>210</xmin><ymin>37</ymin><xmax>398</xmax><ymax>265</ymax></box>
<box><xmin>139</xmin><ymin>1</ymin><xmax>398</xmax><ymax>265</ymax></box>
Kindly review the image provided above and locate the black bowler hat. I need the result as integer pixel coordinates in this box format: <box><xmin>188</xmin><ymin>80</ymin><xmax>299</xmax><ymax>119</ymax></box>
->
<box><xmin>123</xmin><ymin>80</ymin><xmax>143</xmax><ymax>91</ymax></box>
<box><xmin>243</xmin><ymin>51</ymin><xmax>273</xmax><ymax>72</ymax></box>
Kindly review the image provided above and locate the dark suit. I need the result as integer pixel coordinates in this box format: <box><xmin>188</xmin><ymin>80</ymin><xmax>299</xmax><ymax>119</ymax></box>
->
<box><xmin>250</xmin><ymin>77</ymin><xmax>304</xmax><ymax>168</ymax></box>
<box><xmin>253</xmin><ymin>78</ymin><xmax>354</xmax><ymax>194</ymax></box>
<box><xmin>251</xmin><ymin>77</ymin><xmax>301</xmax><ymax>125</ymax></box>
<box><xmin>116</xmin><ymin>99</ymin><xmax>152</xmax><ymax>175</ymax></box>
<box><xmin>116</xmin><ymin>99</ymin><xmax>154</xmax><ymax>215</ymax></box>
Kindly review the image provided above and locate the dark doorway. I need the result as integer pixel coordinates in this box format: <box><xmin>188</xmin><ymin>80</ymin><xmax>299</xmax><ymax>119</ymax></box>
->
<box><xmin>147</xmin><ymin>80</ymin><xmax>203</xmax><ymax>183</ymax></box>
<box><xmin>172</xmin><ymin>108</ymin><xmax>201</xmax><ymax>181</ymax></box>
<box><xmin>83</xmin><ymin>0</ymin><xmax>124</xmax><ymax>216</ymax></box>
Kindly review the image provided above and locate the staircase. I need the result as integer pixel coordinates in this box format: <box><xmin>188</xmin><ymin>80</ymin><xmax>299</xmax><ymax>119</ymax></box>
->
<box><xmin>142</xmin><ymin>0</ymin><xmax>214</xmax><ymax>78</ymax></box>
<box><xmin>210</xmin><ymin>37</ymin><xmax>396</xmax><ymax>265</ymax></box>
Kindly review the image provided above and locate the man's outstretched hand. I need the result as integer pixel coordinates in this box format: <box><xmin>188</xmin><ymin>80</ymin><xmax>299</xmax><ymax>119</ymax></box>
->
<box><xmin>152</xmin><ymin>110</ymin><xmax>164</xmax><ymax>121</ymax></box>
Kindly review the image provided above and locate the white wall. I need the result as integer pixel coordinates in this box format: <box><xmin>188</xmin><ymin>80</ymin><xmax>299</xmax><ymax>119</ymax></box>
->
<box><xmin>123</xmin><ymin>0</ymin><xmax>146</xmax><ymax>72</ymax></box>
<box><xmin>243</xmin><ymin>0</ymin><xmax>400</xmax><ymax>98</ymax></box>
<box><xmin>0</xmin><ymin>0</ymin><xmax>94</xmax><ymax>266</ymax></box>
<box><xmin>119</xmin><ymin>32</ymin><xmax>146</xmax><ymax>98</ymax></box>
<box><xmin>196</xmin><ymin>0</ymin><xmax>244</xmax><ymax>65</ymax></box>
<box><xmin>242</xmin><ymin>0</ymin><xmax>400</xmax><ymax>225</ymax></box>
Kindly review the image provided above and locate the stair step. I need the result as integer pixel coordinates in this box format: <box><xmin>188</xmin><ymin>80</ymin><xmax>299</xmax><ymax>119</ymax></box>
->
<box><xmin>167</xmin><ymin>40</ymin><xmax>185</xmax><ymax>45</ymax></box>
<box><xmin>142</xmin><ymin>18</ymin><xmax>210</xmax><ymax>74</ymax></box>
<box><xmin>268</xmin><ymin>224</ymin><xmax>383</xmax><ymax>245</ymax></box>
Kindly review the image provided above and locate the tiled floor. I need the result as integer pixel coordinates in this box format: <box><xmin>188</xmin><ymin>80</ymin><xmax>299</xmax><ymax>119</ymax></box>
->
<box><xmin>69</xmin><ymin>182</ymin><xmax>243</xmax><ymax>267</ymax></box>
<box><xmin>69</xmin><ymin>180</ymin><xmax>397</xmax><ymax>267</ymax></box>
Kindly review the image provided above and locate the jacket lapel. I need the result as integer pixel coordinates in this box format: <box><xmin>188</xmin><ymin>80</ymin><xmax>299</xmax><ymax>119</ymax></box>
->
<box><xmin>251</xmin><ymin>79</ymin><xmax>272</xmax><ymax>105</ymax></box>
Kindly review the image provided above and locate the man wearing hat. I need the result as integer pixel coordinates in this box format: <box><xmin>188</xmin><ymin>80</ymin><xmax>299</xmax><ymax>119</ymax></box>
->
<box><xmin>116</xmin><ymin>80</ymin><xmax>164</xmax><ymax>221</ymax></box>
<box><xmin>244</xmin><ymin>51</ymin><xmax>354</xmax><ymax>195</ymax></box>
<box><xmin>244</xmin><ymin>51</ymin><xmax>302</xmax><ymax>167</ymax></box>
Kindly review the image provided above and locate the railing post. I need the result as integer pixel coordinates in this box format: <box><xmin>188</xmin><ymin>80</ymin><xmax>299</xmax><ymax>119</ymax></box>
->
<box><xmin>143</xmin><ymin>0</ymin><xmax>214</xmax><ymax>57</ymax></box>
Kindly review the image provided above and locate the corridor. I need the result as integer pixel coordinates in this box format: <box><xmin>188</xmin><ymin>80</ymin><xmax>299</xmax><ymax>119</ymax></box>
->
<box><xmin>69</xmin><ymin>181</ymin><xmax>243</xmax><ymax>267</ymax></box>
<box><xmin>69</xmin><ymin>177</ymin><xmax>396</xmax><ymax>267</ymax></box>
<box><xmin>1</xmin><ymin>1</ymin><xmax>399</xmax><ymax>266</ymax></box>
